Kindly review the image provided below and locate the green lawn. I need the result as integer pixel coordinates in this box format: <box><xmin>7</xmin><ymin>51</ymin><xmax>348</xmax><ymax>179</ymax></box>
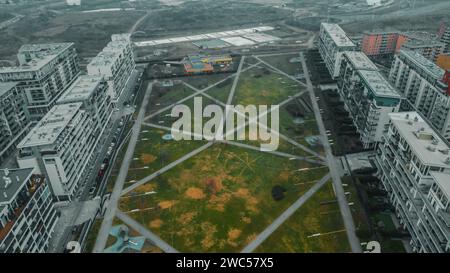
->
<box><xmin>255</xmin><ymin>181</ymin><xmax>351</xmax><ymax>253</ymax></box>
<box><xmin>119</xmin><ymin>143</ymin><xmax>329</xmax><ymax>252</ymax></box>
<box><xmin>259</xmin><ymin>53</ymin><xmax>304</xmax><ymax>76</ymax></box>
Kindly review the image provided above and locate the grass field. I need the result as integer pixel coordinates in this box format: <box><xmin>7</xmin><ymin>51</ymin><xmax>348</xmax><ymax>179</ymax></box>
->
<box><xmin>255</xmin><ymin>181</ymin><xmax>351</xmax><ymax>253</ymax></box>
<box><xmin>259</xmin><ymin>53</ymin><xmax>304</xmax><ymax>76</ymax></box>
<box><xmin>119</xmin><ymin>143</ymin><xmax>328</xmax><ymax>252</ymax></box>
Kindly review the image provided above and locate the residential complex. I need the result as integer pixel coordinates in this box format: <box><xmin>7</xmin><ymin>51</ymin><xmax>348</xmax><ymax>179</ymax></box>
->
<box><xmin>87</xmin><ymin>34</ymin><xmax>136</xmax><ymax>105</ymax></box>
<box><xmin>389</xmin><ymin>50</ymin><xmax>450</xmax><ymax>140</ymax></box>
<box><xmin>17</xmin><ymin>76</ymin><xmax>112</xmax><ymax>201</ymax></box>
<box><xmin>0</xmin><ymin>82</ymin><xmax>31</xmax><ymax>165</ymax></box>
<box><xmin>361</xmin><ymin>31</ymin><xmax>407</xmax><ymax>57</ymax></box>
<box><xmin>362</xmin><ymin>31</ymin><xmax>444</xmax><ymax>62</ymax></box>
<box><xmin>0</xmin><ymin>43</ymin><xmax>80</xmax><ymax>121</ymax></box>
<box><xmin>0</xmin><ymin>168</ymin><xmax>58</xmax><ymax>253</ymax></box>
<box><xmin>438</xmin><ymin>21</ymin><xmax>450</xmax><ymax>53</ymax></box>
<box><xmin>375</xmin><ymin>112</ymin><xmax>450</xmax><ymax>253</ymax></box>
<box><xmin>318</xmin><ymin>23</ymin><xmax>356</xmax><ymax>79</ymax></box>
<box><xmin>338</xmin><ymin>51</ymin><xmax>401</xmax><ymax>149</ymax></box>
<box><xmin>402</xmin><ymin>36</ymin><xmax>445</xmax><ymax>63</ymax></box>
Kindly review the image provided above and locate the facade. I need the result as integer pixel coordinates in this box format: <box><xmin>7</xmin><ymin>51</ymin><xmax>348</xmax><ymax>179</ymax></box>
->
<box><xmin>87</xmin><ymin>34</ymin><xmax>135</xmax><ymax>105</ymax></box>
<box><xmin>389</xmin><ymin>50</ymin><xmax>450</xmax><ymax>140</ymax></box>
<box><xmin>318</xmin><ymin>23</ymin><xmax>356</xmax><ymax>79</ymax></box>
<box><xmin>0</xmin><ymin>43</ymin><xmax>80</xmax><ymax>121</ymax></box>
<box><xmin>0</xmin><ymin>82</ymin><xmax>31</xmax><ymax>165</ymax></box>
<box><xmin>17</xmin><ymin>76</ymin><xmax>112</xmax><ymax>201</ymax></box>
<box><xmin>375</xmin><ymin>112</ymin><xmax>450</xmax><ymax>253</ymax></box>
<box><xmin>402</xmin><ymin>38</ymin><xmax>445</xmax><ymax>63</ymax></box>
<box><xmin>438</xmin><ymin>21</ymin><xmax>450</xmax><ymax>53</ymax></box>
<box><xmin>338</xmin><ymin>51</ymin><xmax>401</xmax><ymax>149</ymax></box>
<box><xmin>361</xmin><ymin>31</ymin><xmax>408</xmax><ymax>57</ymax></box>
<box><xmin>0</xmin><ymin>168</ymin><xmax>58</xmax><ymax>253</ymax></box>
<box><xmin>437</xmin><ymin>53</ymin><xmax>450</xmax><ymax>70</ymax></box>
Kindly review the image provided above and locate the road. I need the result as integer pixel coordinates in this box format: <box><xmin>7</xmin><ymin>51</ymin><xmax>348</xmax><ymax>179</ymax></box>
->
<box><xmin>241</xmin><ymin>173</ymin><xmax>331</xmax><ymax>253</ymax></box>
<box><xmin>300</xmin><ymin>52</ymin><xmax>362</xmax><ymax>253</ymax></box>
<box><xmin>115</xmin><ymin>210</ymin><xmax>179</xmax><ymax>253</ymax></box>
<box><xmin>93</xmin><ymin>82</ymin><xmax>154</xmax><ymax>253</ymax></box>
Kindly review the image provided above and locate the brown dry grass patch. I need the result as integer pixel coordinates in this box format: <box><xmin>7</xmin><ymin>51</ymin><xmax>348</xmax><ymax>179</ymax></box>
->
<box><xmin>141</xmin><ymin>153</ymin><xmax>156</xmax><ymax>164</ymax></box>
<box><xmin>158</xmin><ymin>200</ymin><xmax>176</xmax><ymax>209</ymax></box>
<box><xmin>149</xmin><ymin>219</ymin><xmax>163</xmax><ymax>228</ymax></box>
<box><xmin>185</xmin><ymin>187</ymin><xmax>205</xmax><ymax>199</ymax></box>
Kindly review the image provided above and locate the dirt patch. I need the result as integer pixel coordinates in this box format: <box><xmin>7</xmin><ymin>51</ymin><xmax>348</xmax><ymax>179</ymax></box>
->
<box><xmin>158</xmin><ymin>200</ymin><xmax>176</xmax><ymax>209</ymax></box>
<box><xmin>241</xmin><ymin>216</ymin><xmax>252</xmax><ymax>224</ymax></box>
<box><xmin>228</xmin><ymin>229</ymin><xmax>242</xmax><ymax>240</ymax></box>
<box><xmin>208</xmin><ymin>192</ymin><xmax>232</xmax><ymax>212</ymax></box>
<box><xmin>235</xmin><ymin>188</ymin><xmax>259</xmax><ymax>213</ymax></box>
<box><xmin>278</xmin><ymin>170</ymin><xmax>290</xmax><ymax>181</ymax></box>
<box><xmin>149</xmin><ymin>219</ymin><xmax>163</xmax><ymax>228</ymax></box>
<box><xmin>185</xmin><ymin>187</ymin><xmax>205</xmax><ymax>199</ymax></box>
<box><xmin>200</xmin><ymin>222</ymin><xmax>217</xmax><ymax>250</ymax></box>
<box><xmin>134</xmin><ymin>182</ymin><xmax>156</xmax><ymax>194</ymax></box>
<box><xmin>141</xmin><ymin>153</ymin><xmax>157</xmax><ymax>164</ymax></box>
<box><xmin>204</xmin><ymin>176</ymin><xmax>224</xmax><ymax>194</ymax></box>
<box><xmin>178</xmin><ymin>212</ymin><xmax>197</xmax><ymax>225</ymax></box>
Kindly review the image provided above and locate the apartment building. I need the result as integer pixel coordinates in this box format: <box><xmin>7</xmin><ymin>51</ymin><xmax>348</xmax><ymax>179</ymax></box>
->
<box><xmin>0</xmin><ymin>43</ymin><xmax>80</xmax><ymax>121</ymax></box>
<box><xmin>16</xmin><ymin>76</ymin><xmax>112</xmax><ymax>201</ymax></box>
<box><xmin>361</xmin><ymin>31</ymin><xmax>408</xmax><ymax>57</ymax></box>
<box><xmin>438</xmin><ymin>21</ymin><xmax>450</xmax><ymax>53</ymax></box>
<box><xmin>87</xmin><ymin>34</ymin><xmax>135</xmax><ymax>105</ymax></box>
<box><xmin>338</xmin><ymin>51</ymin><xmax>401</xmax><ymax>149</ymax></box>
<box><xmin>0</xmin><ymin>82</ymin><xmax>31</xmax><ymax>165</ymax></box>
<box><xmin>389</xmin><ymin>49</ymin><xmax>450</xmax><ymax>140</ymax></box>
<box><xmin>318</xmin><ymin>23</ymin><xmax>356</xmax><ymax>79</ymax></box>
<box><xmin>0</xmin><ymin>168</ymin><xmax>58</xmax><ymax>253</ymax></box>
<box><xmin>375</xmin><ymin>112</ymin><xmax>450</xmax><ymax>253</ymax></box>
<box><xmin>402</xmin><ymin>38</ymin><xmax>445</xmax><ymax>63</ymax></box>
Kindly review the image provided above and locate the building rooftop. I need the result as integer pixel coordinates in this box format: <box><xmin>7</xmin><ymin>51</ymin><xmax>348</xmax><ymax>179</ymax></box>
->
<box><xmin>359</xmin><ymin>70</ymin><xmax>400</xmax><ymax>99</ymax></box>
<box><xmin>0</xmin><ymin>82</ymin><xmax>18</xmax><ymax>98</ymax></box>
<box><xmin>0</xmin><ymin>168</ymin><xmax>34</xmax><ymax>205</ymax></box>
<box><xmin>18</xmin><ymin>103</ymin><xmax>83</xmax><ymax>148</ymax></box>
<box><xmin>344</xmin><ymin>51</ymin><xmax>378</xmax><ymax>71</ymax></box>
<box><xmin>321</xmin><ymin>23</ymin><xmax>356</xmax><ymax>48</ymax></box>
<box><xmin>0</xmin><ymin>43</ymin><xmax>73</xmax><ymax>73</ymax></box>
<box><xmin>58</xmin><ymin>75</ymin><xmax>102</xmax><ymax>103</ymax></box>
<box><xmin>399</xmin><ymin>49</ymin><xmax>445</xmax><ymax>80</ymax></box>
<box><xmin>430</xmin><ymin>172</ymin><xmax>450</xmax><ymax>197</ymax></box>
<box><xmin>389</xmin><ymin>112</ymin><xmax>450</xmax><ymax>168</ymax></box>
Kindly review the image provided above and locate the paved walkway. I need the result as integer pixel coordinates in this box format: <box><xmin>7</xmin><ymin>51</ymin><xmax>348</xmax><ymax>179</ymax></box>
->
<box><xmin>144</xmin><ymin>60</ymin><xmax>261</xmax><ymax>121</ymax></box>
<box><xmin>93</xmin><ymin>82</ymin><xmax>154</xmax><ymax>253</ymax></box>
<box><xmin>116</xmin><ymin>210</ymin><xmax>179</xmax><ymax>253</ymax></box>
<box><xmin>121</xmin><ymin>142</ymin><xmax>213</xmax><ymax>196</ymax></box>
<box><xmin>241</xmin><ymin>173</ymin><xmax>331</xmax><ymax>253</ymax></box>
<box><xmin>300</xmin><ymin>52</ymin><xmax>362</xmax><ymax>253</ymax></box>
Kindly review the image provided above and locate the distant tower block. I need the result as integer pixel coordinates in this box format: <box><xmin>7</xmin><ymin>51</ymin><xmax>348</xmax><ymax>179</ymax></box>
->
<box><xmin>67</xmin><ymin>0</ymin><xmax>81</xmax><ymax>5</ymax></box>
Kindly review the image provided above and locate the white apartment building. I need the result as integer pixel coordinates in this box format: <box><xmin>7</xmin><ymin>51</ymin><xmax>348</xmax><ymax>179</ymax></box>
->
<box><xmin>87</xmin><ymin>34</ymin><xmax>135</xmax><ymax>105</ymax></box>
<box><xmin>375</xmin><ymin>112</ymin><xmax>450</xmax><ymax>253</ymax></box>
<box><xmin>16</xmin><ymin>76</ymin><xmax>111</xmax><ymax>201</ymax></box>
<box><xmin>0</xmin><ymin>82</ymin><xmax>31</xmax><ymax>165</ymax></box>
<box><xmin>338</xmin><ymin>51</ymin><xmax>401</xmax><ymax>149</ymax></box>
<box><xmin>318</xmin><ymin>23</ymin><xmax>356</xmax><ymax>79</ymax></box>
<box><xmin>0</xmin><ymin>168</ymin><xmax>58</xmax><ymax>253</ymax></box>
<box><xmin>389</xmin><ymin>49</ymin><xmax>450</xmax><ymax>140</ymax></box>
<box><xmin>0</xmin><ymin>43</ymin><xmax>80</xmax><ymax>121</ymax></box>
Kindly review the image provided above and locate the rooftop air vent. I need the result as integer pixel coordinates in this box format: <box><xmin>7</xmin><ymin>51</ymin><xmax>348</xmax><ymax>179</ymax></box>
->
<box><xmin>426</xmin><ymin>145</ymin><xmax>436</xmax><ymax>152</ymax></box>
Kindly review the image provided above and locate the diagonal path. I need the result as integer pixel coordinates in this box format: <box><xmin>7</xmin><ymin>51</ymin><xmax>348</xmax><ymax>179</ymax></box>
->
<box><xmin>220</xmin><ymin>140</ymin><xmax>326</xmax><ymax>166</ymax></box>
<box><xmin>254</xmin><ymin>55</ymin><xmax>308</xmax><ymax>88</ymax></box>
<box><xmin>116</xmin><ymin>210</ymin><xmax>179</xmax><ymax>253</ymax></box>
<box><xmin>299</xmin><ymin>52</ymin><xmax>362</xmax><ymax>253</ymax></box>
<box><xmin>144</xmin><ymin>60</ymin><xmax>261</xmax><ymax>121</ymax></box>
<box><xmin>241</xmin><ymin>173</ymin><xmax>331</xmax><ymax>253</ymax></box>
<box><xmin>93</xmin><ymin>82</ymin><xmax>154</xmax><ymax>253</ymax></box>
<box><xmin>121</xmin><ymin>142</ymin><xmax>213</xmax><ymax>196</ymax></box>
